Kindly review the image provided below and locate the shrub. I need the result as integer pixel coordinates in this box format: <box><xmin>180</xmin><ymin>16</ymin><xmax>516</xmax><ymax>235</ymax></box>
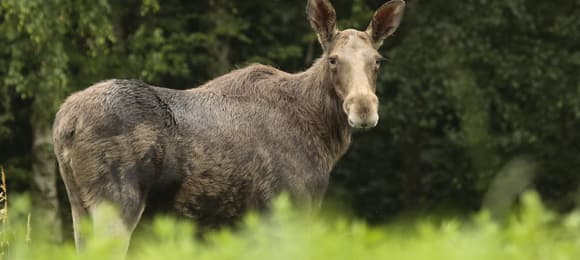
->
<box><xmin>1</xmin><ymin>191</ymin><xmax>580</xmax><ymax>260</ymax></box>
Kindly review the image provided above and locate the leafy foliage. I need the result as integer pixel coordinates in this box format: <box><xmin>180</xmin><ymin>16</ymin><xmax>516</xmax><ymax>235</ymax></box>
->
<box><xmin>0</xmin><ymin>0</ymin><xmax>579</xmax><ymax>226</ymax></box>
<box><xmin>2</xmin><ymin>192</ymin><xmax>580</xmax><ymax>259</ymax></box>
<box><xmin>330</xmin><ymin>0</ymin><xmax>580</xmax><ymax>219</ymax></box>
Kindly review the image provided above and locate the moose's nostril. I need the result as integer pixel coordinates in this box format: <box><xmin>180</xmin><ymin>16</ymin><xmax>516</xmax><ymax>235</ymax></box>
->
<box><xmin>343</xmin><ymin>102</ymin><xmax>351</xmax><ymax>114</ymax></box>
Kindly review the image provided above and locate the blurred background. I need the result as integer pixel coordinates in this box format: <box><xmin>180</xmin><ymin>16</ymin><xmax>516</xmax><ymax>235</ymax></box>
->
<box><xmin>0</xmin><ymin>0</ymin><xmax>578</xmax><ymax>242</ymax></box>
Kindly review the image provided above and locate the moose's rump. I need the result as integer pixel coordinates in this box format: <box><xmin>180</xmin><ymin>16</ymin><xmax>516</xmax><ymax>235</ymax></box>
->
<box><xmin>53</xmin><ymin>79</ymin><xmax>174</xmax><ymax>210</ymax></box>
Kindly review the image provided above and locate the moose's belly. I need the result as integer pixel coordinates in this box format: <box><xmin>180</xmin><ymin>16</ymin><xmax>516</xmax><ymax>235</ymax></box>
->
<box><xmin>172</xmin><ymin>171</ymin><xmax>272</xmax><ymax>228</ymax></box>
<box><xmin>146</xmin><ymin>126</ymin><xmax>317</xmax><ymax>228</ymax></box>
<box><xmin>146</xmin><ymin>152</ymin><xmax>282</xmax><ymax>228</ymax></box>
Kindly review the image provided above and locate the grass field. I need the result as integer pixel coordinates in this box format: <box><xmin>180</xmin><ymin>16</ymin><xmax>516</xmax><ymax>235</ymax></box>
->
<box><xmin>1</xmin><ymin>187</ymin><xmax>580</xmax><ymax>260</ymax></box>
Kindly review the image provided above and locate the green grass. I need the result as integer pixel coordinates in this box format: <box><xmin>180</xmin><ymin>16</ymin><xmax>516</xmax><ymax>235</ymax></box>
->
<box><xmin>1</xmin><ymin>191</ymin><xmax>580</xmax><ymax>260</ymax></box>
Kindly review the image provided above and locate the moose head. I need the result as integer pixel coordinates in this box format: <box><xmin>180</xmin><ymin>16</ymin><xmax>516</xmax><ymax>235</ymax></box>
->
<box><xmin>307</xmin><ymin>0</ymin><xmax>405</xmax><ymax>128</ymax></box>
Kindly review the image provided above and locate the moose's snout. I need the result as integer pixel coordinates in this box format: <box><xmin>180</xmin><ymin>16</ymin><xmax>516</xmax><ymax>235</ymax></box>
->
<box><xmin>343</xmin><ymin>93</ymin><xmax>379</xmax><ymax>129</ymax></box>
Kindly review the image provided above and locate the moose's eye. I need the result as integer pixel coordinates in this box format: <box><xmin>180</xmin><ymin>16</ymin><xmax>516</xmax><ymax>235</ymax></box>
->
<box><xmin>375</xmin><ymin>57</ymin><xmax>386</xmax><ymax>66</ymax></box>
<box><xmin>328</xmin><ymin>57</ymin><xmax>337</xmax><ymax>66</ymax></box>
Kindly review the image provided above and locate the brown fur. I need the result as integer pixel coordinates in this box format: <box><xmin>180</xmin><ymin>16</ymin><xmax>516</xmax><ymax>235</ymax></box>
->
<box><xmin>53</xmin><ymin>0</ymin><xmax>406</xmax><ymax>254</ymax></box>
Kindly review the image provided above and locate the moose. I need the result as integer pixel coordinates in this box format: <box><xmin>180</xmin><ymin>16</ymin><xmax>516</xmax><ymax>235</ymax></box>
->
<box><xmin>53</xmin><ymin>0</ymin><xmax>405</xmax><ymax>254</ymax></box>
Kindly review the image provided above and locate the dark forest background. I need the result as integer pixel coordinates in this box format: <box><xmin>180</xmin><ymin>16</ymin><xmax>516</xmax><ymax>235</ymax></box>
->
<box><xmin>1</xmin><ymin>0</ymin><xmax>579</xmax><ymax>241</ymax></box>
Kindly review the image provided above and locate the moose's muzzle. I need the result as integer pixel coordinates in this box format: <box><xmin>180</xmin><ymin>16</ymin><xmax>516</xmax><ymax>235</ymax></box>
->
<box><xmin>343</xmin><ymin>93</ymin><xmax>379</xmax><ymax>129</ymax></box>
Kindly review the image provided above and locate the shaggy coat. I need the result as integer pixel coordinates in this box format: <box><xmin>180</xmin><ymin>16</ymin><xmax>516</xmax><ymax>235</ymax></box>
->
<box><xmin>54</xmin><ymin>61</ymin><xmax>349</xmax><ymax>228</ymax></box>
<box><xmin>52</xmin><ymin>0</ymin><xmax>406</xmax><ymax>255</ymax></box>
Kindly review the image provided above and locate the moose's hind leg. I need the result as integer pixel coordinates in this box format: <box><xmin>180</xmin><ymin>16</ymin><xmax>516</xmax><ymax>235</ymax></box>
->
<box><xmin>83</xmin><ymin>157</ymin><xmax>151</xmax><ymax>257</ymax></box>
<box><xmin>89</xmin><ymin>178</ymin><xmax>145</xmax><ymax>257</ymax></box>
<box><xmin>73</xmin><ymin>121</ymin><xmax>160</xmax><ymax>256</ymax></box>
<box><xmin>57</xmin><ymin>158</ymin><xmax>90</xmax><ymax>251</ymax></box>
<box><xmin>89</xmin><ymin>196</ymin><xmax>145</xmax><ymax>258</ymax></box>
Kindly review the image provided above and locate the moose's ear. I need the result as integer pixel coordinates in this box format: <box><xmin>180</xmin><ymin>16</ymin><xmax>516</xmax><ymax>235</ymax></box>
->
<box><xmin>366</xmin><ymin>0</ymin><xmax>405</xmax><ymax>49</ymax></box>
<box><xmin>307</xmin><ymin>0</ymin><xmax>338</xmax><ymax>51</ymax></box>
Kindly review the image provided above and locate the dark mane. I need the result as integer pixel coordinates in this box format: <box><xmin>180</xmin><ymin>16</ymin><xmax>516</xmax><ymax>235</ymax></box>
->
<box><xmin>194</xmin><ymin>60</ymin><xmax>350</xmax><ymax>160</ymax></box>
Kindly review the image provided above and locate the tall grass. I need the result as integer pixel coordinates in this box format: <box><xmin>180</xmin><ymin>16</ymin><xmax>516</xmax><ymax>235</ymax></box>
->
<box><xmin>0</xmin><ymin>167</ymin><xmax>7</xmax><ymax>253</ymax></box>
<box><xmin>1</xmin><ymin>168</ymin><xmax>580</xmax><ymax>259</ymax></box>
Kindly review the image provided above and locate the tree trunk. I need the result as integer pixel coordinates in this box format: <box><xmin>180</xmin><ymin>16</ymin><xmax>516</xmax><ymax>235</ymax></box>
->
<box><xmin>30</xmin><ymin>108</ymin><xmax>62</xmax><ymax>243</ymax></box>
<box><xmin>209</xmin><ymin>39</ymin><xmax>231</xmax><ymax>77</ymax></box>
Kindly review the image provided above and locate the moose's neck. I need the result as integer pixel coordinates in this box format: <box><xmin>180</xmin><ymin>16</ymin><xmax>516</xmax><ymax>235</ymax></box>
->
<box><xmin>291</xmin><ymin>58</ymin><xmax>352</xmax><ymax>163</ymax></box>
<box><xmin>186</xmin><ymin>58</ymin><xmax>352</xmax><ymax>168</ymax></box>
